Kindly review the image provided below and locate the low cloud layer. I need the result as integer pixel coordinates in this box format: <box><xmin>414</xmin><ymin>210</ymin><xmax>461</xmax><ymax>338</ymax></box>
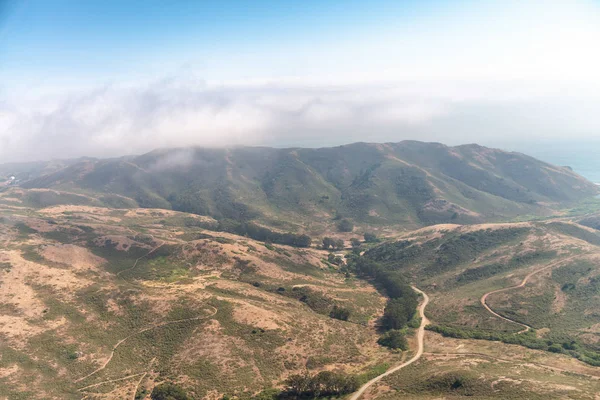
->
<box><xmin>1</xmin><ymin>76</ymin><xmax>600</xmax><ymax>163</ymax></box>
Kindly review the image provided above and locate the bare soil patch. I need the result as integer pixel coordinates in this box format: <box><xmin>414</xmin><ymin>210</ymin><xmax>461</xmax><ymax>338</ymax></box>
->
<box><xmin>41</xmin><ymin>244</ymin><xmax>107</xmax><ymax>271</ymax></box>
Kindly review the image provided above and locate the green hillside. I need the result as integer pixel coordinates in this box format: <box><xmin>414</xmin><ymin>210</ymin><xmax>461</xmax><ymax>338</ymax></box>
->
<box><xmin>16</xmin><ymin>141</ymin><xmax>597</xmax><ymax>234</ymax></box>
<box><xmin>360</xmin><ymin>221</ymin><xmax>600</xmax><ymax>366</ymax></box>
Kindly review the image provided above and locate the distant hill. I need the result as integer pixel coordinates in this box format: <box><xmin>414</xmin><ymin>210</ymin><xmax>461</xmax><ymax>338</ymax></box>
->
<box><xmin>15</xmin><ymin>141</ymin><xmax>598</xmax><ymax>232</ymax></box>
<box><xmin>0</xmin><ymin>157</ymin><xmax>93</xmax><ymax>182</ymax></box>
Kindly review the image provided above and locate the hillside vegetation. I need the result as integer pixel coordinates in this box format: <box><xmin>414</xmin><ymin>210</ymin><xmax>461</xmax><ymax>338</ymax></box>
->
<box><xmin>0</xmin><ymin>195</ymin><xmax>395</xmax><ymax>399</ymax></box>
<box><xmin>12</xmin><ymin>141</ymin><xmax>597</xmax><ymax>234</ymax></box>
<box><xmin>2</xmin><ymin>142</ymin><xmax>600</xmax><ymax>399</ymax></box>
<box><xmin>362</xmin><ymin>221</ymin><xmax>600</xmax><ymax>366</ymax></box>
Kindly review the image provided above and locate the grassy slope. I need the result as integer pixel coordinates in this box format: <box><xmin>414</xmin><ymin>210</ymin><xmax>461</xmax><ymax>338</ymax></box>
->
<box><xmin>0</xmin><ymin>198</ymin><xmax>390</xmax><ymax>399</ymax></box>
<box><xmin>17</xmin><ymin>141</ymin><xmax>598</xmax><ymax>235</ymax></box>
<box><xmin>362</xmin><ymin>221</ymin><xmax>600</xmax><ymax>361</ymax></box>
<box><xmin>2</xmin><ymin>188</ymin><xmax>600</xmax><ymax>398</ymax></box>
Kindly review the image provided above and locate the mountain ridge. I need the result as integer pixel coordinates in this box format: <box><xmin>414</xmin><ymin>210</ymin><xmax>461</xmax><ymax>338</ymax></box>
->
<box><xmin>4</xmin><ymin>140</ymin><xmax>596</xmax><ymax>233</ymax></box>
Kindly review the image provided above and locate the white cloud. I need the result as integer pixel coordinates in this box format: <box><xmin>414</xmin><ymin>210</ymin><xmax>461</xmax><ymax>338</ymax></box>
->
<box><xmin>1</xmin><ymin>0</ymin><xmax>600</xmax><ymax>162</ymax></box>
<box><xmin>1</xmin><ymin>75</ymin><xmax>600</xmax><ymax>163</ymax></box>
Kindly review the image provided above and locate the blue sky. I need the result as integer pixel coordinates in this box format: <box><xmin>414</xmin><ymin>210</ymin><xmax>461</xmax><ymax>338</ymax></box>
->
<box><xmin>1</xmin><ymin>0</ymin><xmax>446</xmax><ymax>86</ymax></box>
<box><xmin>1</xmin><ymin>0</ymin><xmax>600</xmax><ymax>162</ymax></box>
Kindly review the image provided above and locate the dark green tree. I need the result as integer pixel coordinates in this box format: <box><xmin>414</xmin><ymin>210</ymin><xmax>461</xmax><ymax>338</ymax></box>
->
<box><xmin>364</xmin><ymin>232</ymin><xmax>378</xmax><ymax>243</ymax></box>
<box><xmin>337</xmin><ymin>219</ymin><xmax>354</xmax><ymax>232</ymax></box>
<box><xmin>151</xmin><ymin>383</ymin><xmax>190</xmax><ymax>400</ymax></box>
<box><xmin>382</xmin><ymin>298</ymin><xmax>411</xmax><ymax>330</ymax></box>
<box><xmin>330</xmin><ymin>305</ymin><xmax>351</xmax><ymax>321</ymax></box>
<box><xmin>377</xmin><ymin>329</ymin><xmax>408</xmax><ymax>350</ymax></box>
<box><xmin>322</xmin><ymin>237</ymin><xmax>335</xmax><ymax>249</ymax></box>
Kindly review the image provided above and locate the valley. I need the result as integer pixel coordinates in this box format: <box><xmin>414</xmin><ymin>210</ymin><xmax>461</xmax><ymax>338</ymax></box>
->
<box><xmin>1</xmin><ymin>142</ymin><xmax>600</xmax><ymax>399</ymax></box>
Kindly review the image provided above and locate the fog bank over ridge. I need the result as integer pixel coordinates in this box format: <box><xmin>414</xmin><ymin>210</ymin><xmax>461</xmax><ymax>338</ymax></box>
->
<box><xmin>1</xmin><ymin>76</ymin><xmax>599</xmax><ymax>163</ymax></box>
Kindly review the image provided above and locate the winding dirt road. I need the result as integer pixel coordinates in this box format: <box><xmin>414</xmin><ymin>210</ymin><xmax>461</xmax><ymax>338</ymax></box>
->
<box><xmin>349</xmin><ymin>286</ymin><xmax>430</xmax><ymax>400</ymax></box>
<box><xmin>480</xmin><ymin>256</ymin><xmax>576</xmax><ymax>333</ymax></box>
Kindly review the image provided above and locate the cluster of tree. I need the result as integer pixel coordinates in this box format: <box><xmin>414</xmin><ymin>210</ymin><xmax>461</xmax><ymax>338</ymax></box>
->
<box><xmin>273</xmin><ymin>286</ymin><xmax>351</xmax><ymax>322</ymax></box>
<box><xmin>363</xmin><ymin>228</ymin><xmax>529</xmax><ymax>278</ymax></box>
<box><xmin>353</xmin><ymin>259</ymin><xmax>416</xmax><ymax>304</ymax></box>
<box><xmin>216</xmin><ymin>220</ymin><xmax>311</xmax><ymax>248</ymax></box>
<box><xmin>284</xmin><ymin>371</ymin><xmax>360</xmax><ymax>398</ymax></box>
<box><xmin>377</xmin><ymin>329</ymin><xmax>408</xmax><ymax>350</ymax></box>
<box><xmin>382</xmin><ymin>297</ymin><xmax>417</xmax><ymax>330</ymax></box>
<box><xmin>151</xmin><ymin>383</ymin><xmax>190</xmax><ymax>400</ymax></box>
<box><xmin>351</xmin><ymin>257</ymin><xmax>417</xmax><ymax>348</ymax></box>
<box><xmin>322</xmin><ymin>237</ymin><xmax>344</xmax><ymax>250</ymax></box>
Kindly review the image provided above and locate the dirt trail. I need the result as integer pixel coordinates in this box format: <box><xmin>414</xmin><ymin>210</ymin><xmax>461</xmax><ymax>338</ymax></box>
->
<box><xmin>75</xmin><ymin>306</ymin><xmax>217</xmax><ymax>383</ymax></box>
<box><xmin>131</xmin><ymin>372</ymin><xmax>148</xmax><ymax>400</ymax></box>
<box><xmin>349</xmin><ymin>286</ymin><xmax>429</xmax><ymax>400</ymax></box>
<box><xmin>481</xmin><ymin>256</ymin><xmax>576</xmax><ymax>333</ymax></box>
<box><xmin>78</xmin><ymin>373</ymin><xmax>145</xmax><ymax>391</ymax></box>
<box><xmin>116</xmin><ymin>238</ymin><xmax>165</xmax><ymax>278</ymax></box>
<box><xmin>423</xmin><ymin>352</ymin><xmax>600</xmax><ymax>380</ymax></box>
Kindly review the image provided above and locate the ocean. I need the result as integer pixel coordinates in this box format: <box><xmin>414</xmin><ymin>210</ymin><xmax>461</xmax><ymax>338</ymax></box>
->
<box><xmin>498</xmin><ymin>141</ymin><xmax>600</xmax><ymax>184</ymax></box>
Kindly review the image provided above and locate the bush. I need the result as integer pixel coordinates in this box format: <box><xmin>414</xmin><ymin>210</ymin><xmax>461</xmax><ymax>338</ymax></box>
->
<box><xmin>284</xmin><ymin>371</ymin><xmax>359</xmax><ymax>398</ymax></box>
<box><xmin>330</xmin><ymin>305</ymin><xmax>351</xmax><ymax>321</ymax></box>
<box><xmin>328</xmin><ymin>253</ymin><xmax>344</xmax><ymax>266</ymax></box>
<box><xmin>377</xmin><ymin>330</ymin><xmax>408</xmax><ymax>350</ymax></box>
<box><xmin>250</xmin><ymin>388</ymin><xmax>280</xmax><ymax>399</ymax></box>
<box><xmin>363</xmin><ymin>232</ymin><xmax>378</xmax><ymax>243</ymax></box>
<box><xmin>337</xmin><ymin>219</ymin><xmax>354</xmax><ymax>232</ymax></box>
<box><xmin>548</xmin><ymin>344</ymin><xmax>563</xmax><ymax>353</ymax></box>
<box><xmin>350</xmin><ymin>238</ymin><xmax>362</xmax><ymax>248</ymax></box>
<box><xmin>322</xmin><ymin>237</ymin><xmax>335</xmax><ymax>250</ymax></box>
<box><xmin>151</xmin><ymin>383</ymin><xmax>190</xmax><ymax>400</ymax></box>
<box><xmin>218</xmin><ymin>220</ymin><xmax>311</xmax><ymax>248</ymax></box>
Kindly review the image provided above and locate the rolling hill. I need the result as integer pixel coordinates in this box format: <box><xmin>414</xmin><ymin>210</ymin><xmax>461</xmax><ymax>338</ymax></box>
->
<box><xmin>2</xmin><ymin>188</ymin><xmax>600</xmax><ymax>399</ymax></box>
<box><xmin>2</xmin><ymin>141</ymin><xmax>600</xmax><ymax>399</ymax></box>
<box><xmin>12</xmin><ymin>141</ymin><xmax>598</xmax><ymax>234</ymax></box>
<box><xmin>361</xmin><ymin>221</ymin><xmax>600</xmax><ymax>366</ymax></box>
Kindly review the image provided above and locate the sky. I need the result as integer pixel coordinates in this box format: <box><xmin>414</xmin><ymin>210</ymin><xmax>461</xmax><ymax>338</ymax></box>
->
<box><xmin>1</xmin><ymin>0</ymin><xmax>600</xmax><ymax>163</ymax></box>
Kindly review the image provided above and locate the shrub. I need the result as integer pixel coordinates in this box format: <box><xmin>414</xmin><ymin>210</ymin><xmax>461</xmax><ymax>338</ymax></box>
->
<box><xmin>377</xmin><ymin>330</ymin><xmax>408</xmax><ymax>350</ymax></box>
<box><xmin>322</xmin><ymin>237</ymin><xmax>335</xmax><ymax>249</ymax></box>
<box><xmin>548</xmin><ymin>344</ymin><xmax>563</xmax><ymax>353</ymax></box>
<box><xmin>330</xmin><ymin>305</ymin><xmax>351</xmax><ymax>321</ymax></box>
<box><xmin>328</xmin><ymin>253</ymin><xmax>344</xmax><ymax>266</ymax></box>
<box><xmin>217</xmin><ymin>220</ymin><xmax>311</xmax><ymax>248</ymax></box>
<box><xmin>350</xmin><ymin>238</ymin><xmax>362</xmax><ymax>248</ymax></box>
<box><xmin>323</xmin><ymin>236</ymin><xmax>335</xmax><ymax>250</ymax></box>
<box><xmin>364</xmin><ymin>232</ymin><xmax>378</xmax><ymax>243</ymax></box>
<box><xmin>337</xmin><ymin>219</ymin><xmax>354</xmax><ymax>232</ymax></box>
<box><xmin>151</xmin><ymin>383</ymin><xmax>190</xmax><ymax>400</ymax></box>
<box><xmin>284</xmin><ymin>371</ymin><xmax>359</xmax><ymax>398</ymax></box>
